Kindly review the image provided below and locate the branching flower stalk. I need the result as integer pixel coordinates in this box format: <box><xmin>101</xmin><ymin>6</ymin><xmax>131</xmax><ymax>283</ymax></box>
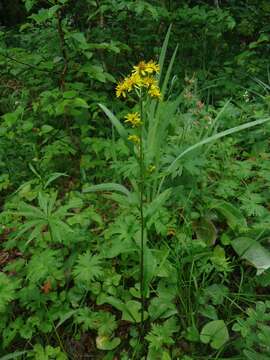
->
<box><xmin>115</xmin><ymin>60</ymin><xmax>161</xmax><ymax>339</ymax></box>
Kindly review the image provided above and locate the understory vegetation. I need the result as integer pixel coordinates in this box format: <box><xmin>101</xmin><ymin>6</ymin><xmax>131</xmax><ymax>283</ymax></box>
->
<box><xmin>1</xmin><ymin>1</ymin><xmax>270</xmax><ymax>359</ymax></box>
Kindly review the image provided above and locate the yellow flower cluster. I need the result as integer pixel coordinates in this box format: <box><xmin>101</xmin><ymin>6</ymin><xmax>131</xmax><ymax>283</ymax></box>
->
<box><xmin>124</xmin><ymin>112</ymin><xmax>142</xmax><ymax>128</ymax></box>
<box><xmin>116</xmin><ymin>60</ymin><xmax>161</xmax><ymax>100</ymax></box>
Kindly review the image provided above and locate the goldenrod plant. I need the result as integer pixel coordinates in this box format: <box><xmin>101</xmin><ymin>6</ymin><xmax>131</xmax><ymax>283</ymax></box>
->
<box><xmin>115</xmin><ymin>60</ymin><xmax>162</xmax><ymax>337</ymax></box>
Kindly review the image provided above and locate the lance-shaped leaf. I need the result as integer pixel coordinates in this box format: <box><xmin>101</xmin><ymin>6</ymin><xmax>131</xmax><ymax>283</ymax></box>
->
<box><xmin>83</xmin><ymin>182</ymin><xmax>130</xmax><ymax>197</ymax></box>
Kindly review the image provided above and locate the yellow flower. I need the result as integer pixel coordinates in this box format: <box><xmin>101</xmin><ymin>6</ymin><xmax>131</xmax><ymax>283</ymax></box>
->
<box><xmin>133</xmin><ymin>60</ymin><xmax>160</xmax><ymax>76</ymax></box>
<box><xmin>145</xmin><ymin>60</ymin><xmax>160</xmax><ymax>74</ymax></box>
<box><xmin>116</xmin><ymin>80</ymin><xmax>128</xmax><ymax>98</ymax></box>
<box><xmin>142</xmin><ymin>76</ymin><xmax>157</xmax><ymax>88</ymax></box>
<box><xmin>148</xmin><ymin>85</ymin><xmax>162</xmax><ymax>99</ymax></box>
<box><xmin>128</xmin><ymin>135</ymin><xmax>140</xmax><ymax>144</ymax></box>
<box><xmin>116</xmin><ymin>73</ymin><xmax>143</xmax><ymax>98</ymax></box>
<box><xmin>124</xmin><ymin>112</ymin><xmax>142</xmax><ymax>127</ymax></box>
<box><xmin>133</xmin><ymin>61</ymin><xmax>148</xmax><ymax>76</ymax></box>
<box><xmin>130</xmin><ymin>73</ymin><xmax>143</xmax><ymax>88</ymax></box>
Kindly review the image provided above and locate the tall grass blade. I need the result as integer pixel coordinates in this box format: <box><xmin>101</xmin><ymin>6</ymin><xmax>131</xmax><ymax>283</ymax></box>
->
<box><xmin>157</xmin><ymin>117</ymin><xmax>270</xmax><ymax>193</ymax></box>
<box><xmin>167</xmin><ymin>117</ymin><xmax>270</xmax><ymax>173</ymax></box>
<box><xmin>161</xmin><ymin>45</ymin><xmax>178</xmax><ymax>96</ymax></box>
<box><xmin>158</xmin><ymin>24</ymin><xmax>172</xmax><ymax>78</ymax></box>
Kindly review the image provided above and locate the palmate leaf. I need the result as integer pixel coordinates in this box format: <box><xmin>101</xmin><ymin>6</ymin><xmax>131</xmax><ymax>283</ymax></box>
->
<box><xmin>26</xmin><ymin>248</ymin><xmax>63</xmax><ymax>283</ymax></box>
<box><xmin>73</xmin><ymin>251</ymin><xmax>103</xmax><ymax>284</ymax></box>
<box><xmin>14</xmin><ymin>219</ymin><xmax>46</xmax><ymax>241</ymax></box>
<box><xmin>0</xmin><ymin>273</ymin><xmax>20</xmax><ymax>313</ymax></box>
<box><xmin>146</xmin><ymin>317</ymin><xmax>178</xmax><ymax>350</ymax></box>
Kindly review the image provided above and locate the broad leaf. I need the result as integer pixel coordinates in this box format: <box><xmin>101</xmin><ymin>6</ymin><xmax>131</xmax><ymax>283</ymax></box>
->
<box><xmin>232</xmin><ymin>237</ymin><xmax>270</xmax><ymax>275</ymax></box>
<box><xmin>200</xmin><ymin>320</ymin><xmax>229</xmax><ymax>349</ymax></box>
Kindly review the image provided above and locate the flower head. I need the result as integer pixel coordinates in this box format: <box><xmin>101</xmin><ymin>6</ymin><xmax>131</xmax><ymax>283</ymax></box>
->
<box><xmin>116</xmin><ymin>73</ymin><xmax>143</xmax><ymax>98</ymax></box>
<box><xmin>142</xmin><ymin>76</ymin><xmax>157</xmax><ymax>88</ymax></box>
<box><xmin>148</xmin><ymin>85</ymin><xmax>162</xmax><ymax>99</ymax></box>
<box><xmin>145</xmin><ymin>60</ymin><xmax>160</xmax><ymax>74</ymax></box>
<box><xmin>124</xmin><ymin>112</ymin><xmax>142</xmax><ymax>127</ymax></box>
<box><xmin>133</xmin><ymin>60</ymin><xmax>160</xmax><ymax>76</ymax></box>
<box><xmin>128</xmin><ymin>135</ymin><xmax>140</xmax><ymax>144</ymax></box>
<box><xmin>116</xmin><ymin>80</ymin><xmax>129</xmax><ymax>98</ymax></box>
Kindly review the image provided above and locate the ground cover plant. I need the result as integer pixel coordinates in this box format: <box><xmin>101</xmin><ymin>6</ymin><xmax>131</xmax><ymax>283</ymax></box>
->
<box><xmin>1</xmin><ymin>1</ymin><xmax>270</xmax><ymax>359</ymax></box>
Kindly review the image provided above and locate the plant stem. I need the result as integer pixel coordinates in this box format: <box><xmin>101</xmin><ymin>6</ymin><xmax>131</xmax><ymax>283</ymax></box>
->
<box><xmin>139</xmin><ymin>93</ymin><xmax>145</xmax><ymax>337</ymax></box>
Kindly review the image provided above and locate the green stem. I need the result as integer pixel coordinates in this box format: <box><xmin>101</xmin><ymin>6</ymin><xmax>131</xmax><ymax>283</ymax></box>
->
<box><xmin>139</xmin><ymin>93</ymin><xmax>145</xmax><ymax>336</ymax></box>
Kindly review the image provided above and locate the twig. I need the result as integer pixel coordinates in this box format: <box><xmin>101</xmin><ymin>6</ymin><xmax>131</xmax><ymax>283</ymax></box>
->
<box><xmin>2</xmin><ymin>52</ymin><xmax>60</xmax><ymax>75</ymax></box>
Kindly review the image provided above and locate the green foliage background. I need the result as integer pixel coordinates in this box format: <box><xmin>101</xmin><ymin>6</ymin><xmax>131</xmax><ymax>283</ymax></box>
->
<box><xmin>0</xmin><ymin>1</ymin><xmax>270</xmax><ymax>359</ymax></box>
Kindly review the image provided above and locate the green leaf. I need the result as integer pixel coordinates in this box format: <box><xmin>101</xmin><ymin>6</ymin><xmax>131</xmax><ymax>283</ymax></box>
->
<box><xmin>158</xmin><ymin>24</ymin><xmax>172</xmax><ymax>78</ymax></box>
<box><xmin>121</xmin><ymin>300</ymin><xmax>141</xmax><ymax>323</ymax></box>
<box><xmin>146</xmin><ymin>317</ymin><xmax>178</xmax><ymax>350</ymax></box>
<box><xmin>145</xmin><ymin>188</ymin><xmax>171</xmax><ymax>218</ymax></box>
<box><xmin>41</xmin><ymin>125</ymin><xmax>54</xmax><ymax>134</ymax></box>
<box><xmin>96</xmin><ymin>336</ymin><xmax>121</xmax><ymax>351</ymax></box>
<box><xmin>200</xmin><ymin>320</ymin><xmax>229</xmax><ymax>350</ymax></box>
<box><xmin>83</xmin><ymin>182</ymin><xmax>130</xmax><ymax>197</ymax></box>
<box><xmin>24</xmin><ymin>0</ymin><xmax>36</xmax><ymax>12</ymax></box>
<box><xmin>73</xmin><ymin>251</ymin><xmax>103</xmax><ymax>285</ymax></box>
<box><xmin>161</xmin><ymin>45</ymin><xmax>178</xmax><ymax>96</ymax></box>
<box><xmin>72</xmin><ymin>97</ymin><xmax>89</xmax><ymax>108</ymax></box>
<box><xmin>0</xmin><ymin>273</ymin><xmax>20</xmax><ymax>313</ymax></box>
<box><xmin>97</xmin><ymin>295</ymin><xmax>142</xmax><ymax>323</ymax></box>
<box><xmin>143</xmin><ymin>248</ymin><xmax>157</xmax><ymax>297</ymax></box>
<box><xmin>0</xmin><ymin>351</ymin><xmax>28</xmax><ymax>360</ymax></box>
<box><xmin>211</xmin><ymin>201</ymin><xmax>247</xmax><ymax>230</ymax></box>
<box><xmin>99</xmin><ymin>104</ymin><xmax>127</xmax><ymax>139</ymax></box>
<box><xmin>193</xmin><ymin>218</ymin><xmax>217</xmax><ymax>246</ymax></box>
<box><xmin>232</xmin><ymin>237</ymin><xmax>270</xmax><ymax>275</ymax></box>
<box><xmin>44</xmin><ymin>172</ymin><xmax>67</xmax><ymax>189</ymax></box>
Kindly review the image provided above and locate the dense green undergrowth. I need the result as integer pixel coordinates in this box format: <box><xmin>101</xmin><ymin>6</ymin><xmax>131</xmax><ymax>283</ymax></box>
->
<box><xmin>1</xmin><ymin>1</ymin><xmax>270</xmax><ymax>359</ymax></box>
